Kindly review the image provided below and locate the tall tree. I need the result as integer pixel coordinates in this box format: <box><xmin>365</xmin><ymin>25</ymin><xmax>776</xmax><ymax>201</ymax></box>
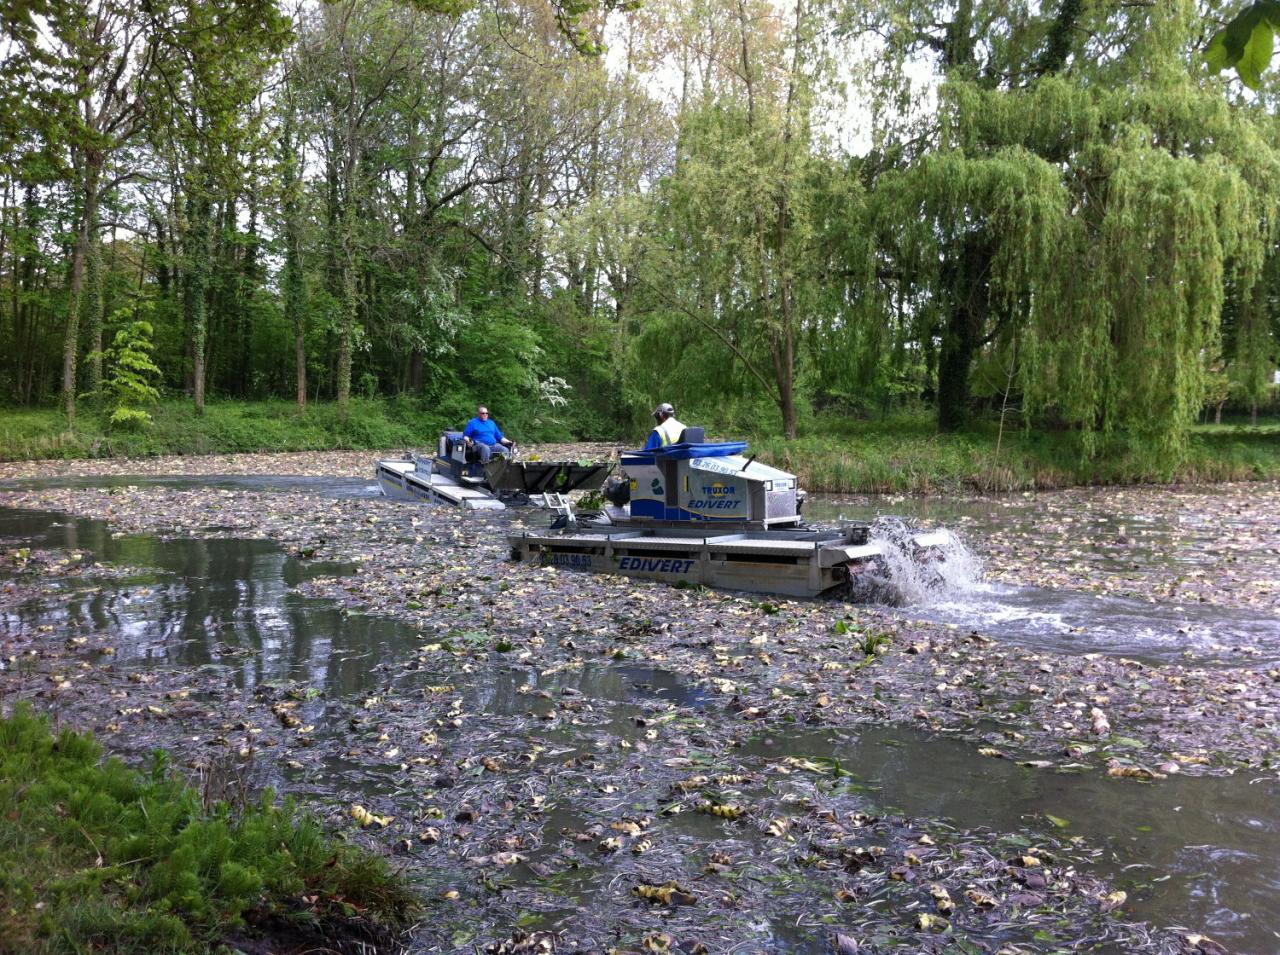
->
<box><xmin>146</xmin><ymin>0</ymin><xmax>290</xmax><ymax>412</ymax></box>
<box><xmin>43</xmin><ymin>0</ymin><xmax>158</xmax><ymax>420</ymax></box>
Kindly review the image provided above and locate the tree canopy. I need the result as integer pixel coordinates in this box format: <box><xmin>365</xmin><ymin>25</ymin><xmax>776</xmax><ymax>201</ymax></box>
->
<box><xmin>0</xmin><ymin>0</ymin><xmax>1276</xmax><ymax>454</ymax></box>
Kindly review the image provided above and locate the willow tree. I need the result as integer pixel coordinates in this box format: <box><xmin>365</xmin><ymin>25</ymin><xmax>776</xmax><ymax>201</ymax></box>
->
<box><xmin>942</xmin><ymin>1</ymin><xmax>1280</xmax><ymax>457</ymax></box>
<box><xmin>1223</xmin><ymin>253</ymin><xmax>1280</xmax><ymax>423</ymax></box>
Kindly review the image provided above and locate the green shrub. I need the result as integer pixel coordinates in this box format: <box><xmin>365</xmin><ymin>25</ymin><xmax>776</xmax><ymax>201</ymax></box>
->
<box><xmin>103</xmin><ymin>315</ymin><xmax>162</xmax><ymax>430</ymax></box>
<box><xmin>0</xmin><ymin>704</ymin><xmax>418</xmax><ymax>954</ymax></box>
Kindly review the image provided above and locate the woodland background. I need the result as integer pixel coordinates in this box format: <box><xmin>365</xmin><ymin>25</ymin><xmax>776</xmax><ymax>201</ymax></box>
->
<box><xmin>2</xmin><ymin>0</ymin><xmax>1278</xmax><ymax>471</ymax></box>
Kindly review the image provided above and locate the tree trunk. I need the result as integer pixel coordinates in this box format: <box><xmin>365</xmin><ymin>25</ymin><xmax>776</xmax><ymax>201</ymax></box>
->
<box><xmin>186</xmin><ymin>186</ymin><xmax>212</xmax><ymax>415</ymax></box>
<box><xmin>409</xmin><ymin>348</ymin><xmax>423</xmax><ymax>394</ymax></box>
<box><xmin>15</xmin><ymin>187</ymin><xmax>38</xmax><ymax>403</ymax></box>
<box><xmin>295</xmin><ymin>329</ymin><xmax>307</xmax><ymax>408</ymax></box>
<box><xmin>282</xmin><ymin>96</ymin><xmax>307</xmax><ymax>410</ymax></box>
<box><xmin>937</xmin><ymin>232</ymin><xmax>990</xmax><ymax>432</ymax></box>
<box><xmin>62</xmin><ymin>159</ymin><xmax>101</xmax><ymax>421</ymax></box>
<box><xmin>336</xmin><ymin>202</ymin><xmax>357</xmax><ymax>406</ymax></box>
<box><xmin>83</xmin><ymin>235</ymin><xmax>104</xmax><ymax>398</ymax></box>
<box><xmin>937</xmin><ymin>306</ymin><xmax>982</xmax><ymax>432</ymax></box>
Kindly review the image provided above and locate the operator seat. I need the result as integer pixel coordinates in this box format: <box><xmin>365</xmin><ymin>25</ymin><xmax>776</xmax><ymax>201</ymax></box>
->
<box><xmin>677</xmin><ymin>426</ymin><xmax>705</xmax><ymax>444</ymax></box>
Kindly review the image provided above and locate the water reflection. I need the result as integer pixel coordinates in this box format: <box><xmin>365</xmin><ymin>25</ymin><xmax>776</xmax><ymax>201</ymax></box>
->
<box><xmin>1</xmin><ymin>473</ymin><xmax>382</xmax><ymax>499</ymax></box>
<box><xmin>0</xmin><ymin>507</ymin><xmax>401</xmax><ymax>697</ymax></box>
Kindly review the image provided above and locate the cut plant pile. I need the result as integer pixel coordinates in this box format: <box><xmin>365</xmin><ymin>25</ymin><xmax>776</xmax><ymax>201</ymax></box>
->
<box><xmin>0</xmin><ymin>443</ymin><xmax>625</xmax><ymax>482</ymax></box>
<box><xmin>0</xmin><ymin>704</ymin><xmax>418</xmax><ymax>955</ymax></box>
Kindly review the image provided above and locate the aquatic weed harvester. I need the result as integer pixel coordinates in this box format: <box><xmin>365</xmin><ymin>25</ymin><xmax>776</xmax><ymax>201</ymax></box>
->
<box><xmin>507</xmin><ymin>434</ymin><xmax>955</xmax><ymax>601</ymax></box>
<box><xmin>376</xmin><ymin>431</ymin><xmax>612</xmax><ymax>511</ymax></box>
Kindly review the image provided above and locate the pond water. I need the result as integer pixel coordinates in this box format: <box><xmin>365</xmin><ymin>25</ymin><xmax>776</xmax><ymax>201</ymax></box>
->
<box><xmin>2</xmin><ymin>479</ymin><xmax>1279</xmax><ymax>952</ymax></box>
<box><xmin>806</xmin><ymin>494</ymin><xmax>1280</xmax><ymax>667</ymax></box>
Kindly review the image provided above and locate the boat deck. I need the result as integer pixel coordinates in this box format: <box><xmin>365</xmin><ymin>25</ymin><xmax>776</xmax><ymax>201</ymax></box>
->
<box><xmin>376</xmin><ymin>460</ymin><xmax>506</xmax><ymax>510</ymax></box>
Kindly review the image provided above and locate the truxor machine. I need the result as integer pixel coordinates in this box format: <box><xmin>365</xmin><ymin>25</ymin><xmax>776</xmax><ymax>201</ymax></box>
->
<box><xmin>377</xmin><ymin>431</ymin><xmax>612</xmax><ymax>511</ymax></box>
<box><xmin>508</xmin><ymin>435</ymin><xmax>950</xmax><ymax>599</ymax></box>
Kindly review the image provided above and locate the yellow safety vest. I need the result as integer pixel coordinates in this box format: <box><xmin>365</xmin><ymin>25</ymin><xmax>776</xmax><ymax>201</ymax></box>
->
<box><xmin>654</xmin><ymin>417</ymin><xmax>686</xmax><ymax>446</ymax></box>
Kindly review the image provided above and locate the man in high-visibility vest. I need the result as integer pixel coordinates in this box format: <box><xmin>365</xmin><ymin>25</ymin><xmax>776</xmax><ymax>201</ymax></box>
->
<box><xmin>643</xmin><ymin>402</ymin><xmax>686</xmax><ymax>450</ymax></box>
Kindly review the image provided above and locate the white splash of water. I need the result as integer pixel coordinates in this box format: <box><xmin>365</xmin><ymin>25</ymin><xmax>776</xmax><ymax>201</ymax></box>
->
<box><xmin>858</xmin><ymin>516</ymin><xmax>983</xmax><ymax>606</ymax></box>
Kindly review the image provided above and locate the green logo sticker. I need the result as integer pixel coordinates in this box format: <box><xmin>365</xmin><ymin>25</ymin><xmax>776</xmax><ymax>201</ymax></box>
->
<box><xmin>651</xmin><ymin>478</ymin><xmax>663</xmax><ymax>495</ymax></box>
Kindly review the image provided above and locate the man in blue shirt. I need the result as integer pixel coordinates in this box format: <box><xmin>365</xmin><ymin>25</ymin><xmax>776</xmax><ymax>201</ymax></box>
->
<box><xmin>463</xmin><ymin>405</ymin><xmax>516</xmax><ymax>464</ymax></box>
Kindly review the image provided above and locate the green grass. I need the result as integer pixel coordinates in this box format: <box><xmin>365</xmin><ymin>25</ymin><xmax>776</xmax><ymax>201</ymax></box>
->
<box><xmin>0</xmin><ymin>398</ymin><xmax>447</xmax><ymax>461</ymax></box>
<box><xmin>3</xmin><ymin>400</ymin><xmax>1277</xmax><ymax>492</ymax></box>
<box><xmin>0</xmin><ymin>704</ymin><xmax>418</xmax><ymax>954</ymax></box>
<box><xmin>748</xmin><ymin>412</ymin><xmax>1280</xmax><ymax>493</ymax></box>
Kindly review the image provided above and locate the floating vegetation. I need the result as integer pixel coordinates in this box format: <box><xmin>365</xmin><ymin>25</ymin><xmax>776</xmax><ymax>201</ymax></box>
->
<box><xmin>1</xmin><ymin>456</ymin><xmax>1276</xmax><ymax>953</ymax></box>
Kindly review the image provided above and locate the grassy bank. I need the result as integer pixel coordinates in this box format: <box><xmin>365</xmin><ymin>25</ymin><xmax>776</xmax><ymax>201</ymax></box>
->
<box><xmin>0</xmin><ymin>705</ymin><xmax>418</xmax><ymax>954</ymax></box>
<box><xmin>0</xmin><ymin>399</ymin><xmax>446</xmax><ymax>461</ymax></box>
<box><xmin>750</xmin><ymin>416</ymin><xmax>1280</xmax><ymax>493</ymax></box>
<box><xmin>3</xmin><ymin>400</ymin><xmax>1278</xmax><ymax>492</ymax></box>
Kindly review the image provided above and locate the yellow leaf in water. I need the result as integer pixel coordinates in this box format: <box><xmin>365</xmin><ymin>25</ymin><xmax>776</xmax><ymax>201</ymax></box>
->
<box><xmin>633</xmin><ymin>881</ymin><xmax>697</xmax><ymax>906</ymax></box>
<box><xmin>1106</xmin><ymin>764</ymin><xmax>1165</xmax><ymax>780</ymax></box>
<box><xmin>350</xmin><ymin>805</ymin><xmax>392</xmax><ymax>829</ymax></box>
<box><xmin>766</xmin><ymin>818</ymin><xmax>791</xmax><ymax>837</ymax></box>
<box><xmin>928</xmin><ymin>884</ymin><xmax>955</xmax><ymax>913</ymax></box>
<box><xmin>672</xmin><ymin>774</ymin><xmax>709</xmax><ymax>792</ymax></box>
<box><xmin>782</xmin><ymin>757</ymin><xmax>826</xmax><ymax>773</ymax></box>
<box><xmin>916</xmin><ymin>912</ymin><xmax>949</xmax><ymax>931</ymax></box>
<box><xmin>698</xmin><ymin>801</ymin><xmax>746</xmax><ymax>819</ymax></box>
<box><xmin>1102</xmin><ymin>890</ymin><xmax>1127</xmax><ymax>911</ymax></box>
<box><xmin>965</xmin><ymin>888</ymin><xmax>998</xmax><ymax>908</ymax></box>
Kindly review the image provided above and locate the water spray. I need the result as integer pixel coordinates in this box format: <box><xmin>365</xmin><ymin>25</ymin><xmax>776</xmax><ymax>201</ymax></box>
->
<box><xmin>850</xmin><ymin>516</ymin><xmax>983</xmax><ymax>606</ymax></box>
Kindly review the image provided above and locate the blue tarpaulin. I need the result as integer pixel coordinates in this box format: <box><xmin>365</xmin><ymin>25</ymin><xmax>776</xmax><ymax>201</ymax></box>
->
<box><xmin>625</xmin><ymin>441</ymin><xmax>748</xmax><ymax>461</ymax></box>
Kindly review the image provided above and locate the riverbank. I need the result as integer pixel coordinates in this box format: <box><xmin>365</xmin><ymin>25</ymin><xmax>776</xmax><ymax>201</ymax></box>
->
<box><xmin>0</xmin><ymin>399</ymin><xmax>451</xmax><ymax>462</ymax></box>
<box><xmin>750</xmin><ymin>419</ymin><xmax>1280</xmax><ymax>493</ymax></box>
<box><xmin>4</xmin><ymin>401</ymin><xmax>1278</xmax><ymax>492</ymax></box>
<box><xmin>0</xmin><ymin>705</ymin><xmax>418</xmax><ymax>955</ymax></box>
<box><xmin>2</xmin><ymin>463</ymin><xmax>1277</xmax><ymax>951</ymax></box>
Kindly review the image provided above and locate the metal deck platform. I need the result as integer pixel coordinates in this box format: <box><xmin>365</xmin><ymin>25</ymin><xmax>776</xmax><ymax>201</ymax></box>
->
<box><xmin>508</xmin><ymin>524</ymin><xmax>910</xmax><ymax>598</ymax></box>
<box><xmin>376</xmin><ymin>460</ymin><xmax>507</xmax><ymax>510</ymax></box>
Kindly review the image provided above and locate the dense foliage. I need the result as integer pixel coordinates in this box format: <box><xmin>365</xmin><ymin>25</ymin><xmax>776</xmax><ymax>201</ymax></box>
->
<box><xmin>1</xmin><ymin>0</ymin><xmax>1277</xmax><ymax>454</ymax></box>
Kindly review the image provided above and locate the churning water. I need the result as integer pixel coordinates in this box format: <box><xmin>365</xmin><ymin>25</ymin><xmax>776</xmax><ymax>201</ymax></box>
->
<box><xmin>855</xmin><ymin>516</ymin><xmax>985</xmax><ymax>606</ymax></box>
<box><xmin>820</xmin><ymin>500</ymin><xmax>1280</xmax><ymax>666</ymax></box>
